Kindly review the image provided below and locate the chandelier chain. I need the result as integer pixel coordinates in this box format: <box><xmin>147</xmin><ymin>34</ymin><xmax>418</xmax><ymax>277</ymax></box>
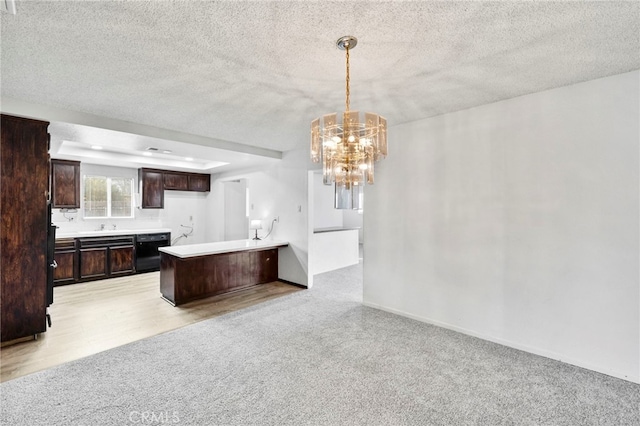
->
<box><xmin>345</xmin><ymin>46</ymin><xmax>350</xmax><ymax>112</ymax></box>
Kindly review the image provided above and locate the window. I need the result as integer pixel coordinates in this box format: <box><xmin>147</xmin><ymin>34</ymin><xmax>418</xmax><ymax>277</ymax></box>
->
<box><xmin>84</xmin><ymin>175</ymin><xmax>134</xmax><ymax>218</ymax></box>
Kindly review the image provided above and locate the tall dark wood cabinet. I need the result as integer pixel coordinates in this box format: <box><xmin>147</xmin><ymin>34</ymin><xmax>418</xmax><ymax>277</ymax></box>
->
<box><xmin>1</xmin><ymin>114</ymin><xmax>50</xmax><ymax>342</ymax></box>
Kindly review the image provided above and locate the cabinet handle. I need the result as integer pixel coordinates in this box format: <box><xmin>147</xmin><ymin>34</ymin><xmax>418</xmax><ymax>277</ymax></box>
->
<box><xmin>50</xmin><ymin>260</ymin><xmax>58</xmax><ymax>268</ymax></box>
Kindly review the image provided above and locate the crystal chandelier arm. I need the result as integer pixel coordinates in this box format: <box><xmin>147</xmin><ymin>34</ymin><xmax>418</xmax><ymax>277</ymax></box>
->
<box><xmin>310</xmin><ymin>118</ymin><xmax>321</xmax><ymax>163</ymax></box>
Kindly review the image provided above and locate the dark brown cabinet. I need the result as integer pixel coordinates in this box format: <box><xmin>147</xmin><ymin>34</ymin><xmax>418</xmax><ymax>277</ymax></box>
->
<box><xmin>53</xmin><ymin>238</ymin><xmax>78</xmax><ymax>286</ymax></box>
<box><xmin>188</xmin><ymin>173</ymin><xmax>211</xmax><ymax>192</ymax></box>
<box><xmin>139</xmin><ymin>168</ymin><xmax>164</xmax><ymax>209</ymax></box>
<box><xmin>51</xmin><ymin>159</ymin><xmax>81</xmax><ymax>208</ymax></box>
<box><xmin>163</xmin><ymin>172</ymin><xmax>188</xmax><ymax>190</ymax></box>
<box><xmin>80</xmin><ymin>247</ymin><xmax>108</xmax><ymax>280</ymax></box>
<box><xmin>1</xmin><ymin>114</ymin><xmax>50</xmax><ymax>342</ymax></box>
<box><xmin>258</xmin><ymin>249</ymin><xmax>278</xmax><ymax>283</ymax></box>
<box><xmin>110</xmin><ymin>245</ymin><xmax>135</xmax><ymax>275</ymax></box>
<box><xmin>139</xmin><ymin>168</ymin><xmax>210</xmax><ymax>209</ymax></box>
<box><xmin>160</xmin><ymin>247</ymin><xmax>280</xmax><ymax>306</ymax></box>
<box><xmin>78</xmin><ymin>236</ymin><xmax>136</xmax><ymax>281</ymax></box>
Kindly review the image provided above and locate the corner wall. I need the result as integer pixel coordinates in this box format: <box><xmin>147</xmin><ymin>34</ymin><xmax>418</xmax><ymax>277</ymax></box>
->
<box><xmin>207</xmin><ymin>147</ymin><xmax>312</xmax><ymax>287</ymax></box>
<box><xmin>363</xmin><ymin>71</ymin><xmax>640</xmax><ymax>382</ymax></box>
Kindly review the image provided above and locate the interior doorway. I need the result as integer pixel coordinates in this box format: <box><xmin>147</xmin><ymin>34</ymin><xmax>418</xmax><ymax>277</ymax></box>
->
<box><xmin>223</xmin><ymin>179</ymin><xmax>248</xmax><ymax>241</ymax></box>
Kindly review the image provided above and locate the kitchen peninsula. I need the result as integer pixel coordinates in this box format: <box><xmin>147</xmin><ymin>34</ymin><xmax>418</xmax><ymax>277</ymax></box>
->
<box><xmin>159</xmin><ymin>239</ymin><xmax>288</xmax><ymax>306</ymax></box>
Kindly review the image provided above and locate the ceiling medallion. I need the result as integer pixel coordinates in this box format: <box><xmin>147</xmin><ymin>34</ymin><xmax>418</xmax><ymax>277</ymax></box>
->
<box><xmin>310</xmin><ymin>36</ymin><xmax>387</xmax><ymax>210</ymax></box>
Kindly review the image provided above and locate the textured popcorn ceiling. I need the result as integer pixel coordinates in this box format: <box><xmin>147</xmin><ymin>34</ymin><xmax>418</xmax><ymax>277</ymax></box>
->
<box><xmin>1</xmin><ymin>1</ymin><xmax>639</xmax><ymax>153</ymax></box>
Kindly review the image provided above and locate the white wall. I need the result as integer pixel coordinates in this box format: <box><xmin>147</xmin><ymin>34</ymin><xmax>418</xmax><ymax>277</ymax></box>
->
<box><xmin>310</xmin><ymin>230</ymin><xmax>359</xmax><ymax>275</ymax></box>
<box><xmin>52</xmin><ymin>163</ymin><xmax>209</xmax><ymax>245</ymax></box>
<box><xmin>342</xmin><ymin>209</ymin><xmax>364</xmax><ymax>244</ymax></box>
<box><xmin>363</xmin><ymin>71</ymin><xmax>640</xmax><ymax>383</ymax></box>
<box><xmin>207</xmin><ymin>147</ymin><xmax>312</xmax><ymax>287</ymax></box>
<box><xmin>312</xmin><ymin>171</ymin><xmax>363</xmax><ymax>242</ymax></box>
<box><xmin>313</xmin><ymin>172</ymin><xmax>343</xmax><ymax>229</ymax></box>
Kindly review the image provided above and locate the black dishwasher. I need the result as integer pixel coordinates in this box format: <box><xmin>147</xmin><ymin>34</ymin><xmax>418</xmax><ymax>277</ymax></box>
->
<box><xmin>136</xmin><ymin>233</ymin><xmax>170</xmax><ymax>272</ymax></box>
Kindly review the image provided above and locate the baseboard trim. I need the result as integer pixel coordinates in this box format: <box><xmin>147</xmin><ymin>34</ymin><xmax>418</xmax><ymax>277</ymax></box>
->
<box><xmin>277</xmin><ymin>279</ymin><xmax>308</xmax><ymax>289</ymax></box>
<box><xmin>362</xmin><ymin>301</ymin><xmax>639</xmax><ymax>384</ymax></box>
<box><xmin>1</xmin><ymin>335</ymin><xmax>36</xmax><ymax>347</ymax></box>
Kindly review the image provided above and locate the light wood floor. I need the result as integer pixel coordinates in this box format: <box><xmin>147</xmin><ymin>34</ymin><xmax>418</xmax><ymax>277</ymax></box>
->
<box><xmin>0</xmin><ymin>272</ymin><xmax>303</xmax><ymax>383</ymax></box>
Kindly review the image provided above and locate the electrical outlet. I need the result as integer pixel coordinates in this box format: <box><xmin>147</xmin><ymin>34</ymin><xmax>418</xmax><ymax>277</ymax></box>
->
<box><xmin>189</xmin><ymin>215</ymin><xmax>193</xmax><ymax>222</ymax></box>
<box><xmin>274</xmin><ymin>216</ymin><xmax>279</xmax><ymax>223</ymax></box>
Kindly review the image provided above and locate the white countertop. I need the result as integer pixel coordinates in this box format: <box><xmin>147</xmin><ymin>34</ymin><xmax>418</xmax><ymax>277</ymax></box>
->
<box><xmin>159</xmin><ymin>239</ymin><xmax>288</xmax><ymax>258</ymax></box>
<box><xmin>56</xmin><ymin>228</ymin><xmax>172</xmax><ymax>239</ymax></box>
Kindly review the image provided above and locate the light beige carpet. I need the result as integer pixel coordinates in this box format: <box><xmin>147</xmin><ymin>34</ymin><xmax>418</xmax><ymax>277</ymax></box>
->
<box><xmin>1</xmin><ymin>264</ymin><xmax>639</xmax><ymax>425</ymax></box>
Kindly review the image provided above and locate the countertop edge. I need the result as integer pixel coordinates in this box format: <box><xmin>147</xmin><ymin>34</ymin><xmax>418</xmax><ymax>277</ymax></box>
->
<box><xmin>56</xmin><ymin>228</ymin><xmax>172</xmax><ymax>239</ymax></box>
<box><xmin>159</xmin><ymin>240</ymin><xmax>289</xmax><ymax>258</ymax></box>
<box><xmin>313</xmin><ymin>227</ymin><xmax>360</xmax><ymax>234</ymax></box>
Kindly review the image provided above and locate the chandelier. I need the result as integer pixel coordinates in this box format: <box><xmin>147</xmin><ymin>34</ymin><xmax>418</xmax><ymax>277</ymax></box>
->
<box><xmin>311</xmin><ymin>36</ymin><xmax>387</xmax><ymax>210</ymax></box>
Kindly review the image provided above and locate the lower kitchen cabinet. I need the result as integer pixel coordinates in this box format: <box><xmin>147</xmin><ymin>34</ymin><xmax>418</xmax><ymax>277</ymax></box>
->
<box><xmin>55</xmin><ymin>233</ymin><xmax>164</xmax><ymax>285</ymax></box>
<box><xmin>53</xmin><ymin>238</ymin><xmax>78</xmax><ymax>286</ymax></box>
<box><xmin>79</xmin><ymin>247</ymin><xmax>109</xmax><ymax>280</ymax></box>
<box><xmin>110</xmin><ymin>245</ymin><xmax>135</xmax><ymax>275</ymax></box>
<box><xmin>78</xmin><ymin>236</ymin><xmax>136</xmax><ymax>282</ymax></box>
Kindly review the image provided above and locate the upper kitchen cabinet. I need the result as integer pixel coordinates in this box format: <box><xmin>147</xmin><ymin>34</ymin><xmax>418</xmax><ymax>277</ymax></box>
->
<box><xmin>1</xmin><ymin>114</ymin><xmax>50</xmax><ymax>342</ymax></box>
<box><xmin>51</xmin><ymin>159</ymin><xmax>81</xmax><ymax>208</ymax></box>
<box><xmin>188</xmin><ymin>173</ymin><xmax>210</xmax><ymax>192</ymax></box>
<box><xmin>139</xmin><ymin>168</ymin><xmax>210</xmax><ymax>208</ymax></box>
<box><xmin>139</xmin><ymin>168</ymin><xmax>164</xmax><ymax>209</ymax></box>
<box><xmin>163</xmin><ymin>171</ymin><xmax>189</xmax><ymax>191</ymax></box>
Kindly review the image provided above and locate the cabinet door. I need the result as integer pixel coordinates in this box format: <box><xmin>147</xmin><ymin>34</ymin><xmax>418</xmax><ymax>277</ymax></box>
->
<box><xmin>54</xmin><ymin>238</ymin><xmax>77</xmax><ymax>286</ymax></box>
<box><xmin>110</xmin><ymin>245</ymin><xmax>135</xmax><ymax>275</ymax></box>
<box><xmin>163</xmin><ymin>172</ymin><xmax>188</xmax><ymax>191</ymax></box>
<box><xmin>51</xmin><ymin>159</ymin><xmax>80</xmax><ymax>208</ymax></box>
<box><xmin>139</xmin><ymin>169</ymin><xmax>164</xmax><ymax>208</ymax></box>
<box><xmin>53</xmin><ymin>250</ymin><xmax>77</xmax><ymax>286</ymax></box>
<box><xmin>258</xmin><ymin>249</ymin><xmax>278</xmax><ymax>283</ymax></box>
<box><xmin>80</xmin><ymin>247</ymin><xmax>108</xmax><ymax>279</ymax></box>
<box><xmin>1</xmin><ymin>115</ymin><xmax>50</xmax><ymax>341</ymax></box>
<box><xmin>188</xmin><ymin>174</ymin><xmax>210</xmax><ymax>192</ymax></box>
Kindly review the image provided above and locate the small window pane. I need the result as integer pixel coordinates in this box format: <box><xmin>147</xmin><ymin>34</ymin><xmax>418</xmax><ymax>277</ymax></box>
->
<box><xmin>111</xmin><ymin>177</ymin><xmax>132</xmax><ymax>217</ymax></box>
<box><xmin>84</xmin><ymin>176</ymin><xmax>108</xmax><ymax>217</ymax></box>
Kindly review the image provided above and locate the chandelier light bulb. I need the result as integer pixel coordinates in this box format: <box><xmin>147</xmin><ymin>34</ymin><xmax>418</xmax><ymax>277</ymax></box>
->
<box><xmin>323</xmin><ymin>140</ymin><xmax>337</xmax><ymax>150</ymax></box>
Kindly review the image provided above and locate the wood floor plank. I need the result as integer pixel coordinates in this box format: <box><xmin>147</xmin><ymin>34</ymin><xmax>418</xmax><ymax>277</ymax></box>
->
<box><xmin>0</xmin><ymin>272</ymin><xmax>302</xmax><ymax>382</ymax></box>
